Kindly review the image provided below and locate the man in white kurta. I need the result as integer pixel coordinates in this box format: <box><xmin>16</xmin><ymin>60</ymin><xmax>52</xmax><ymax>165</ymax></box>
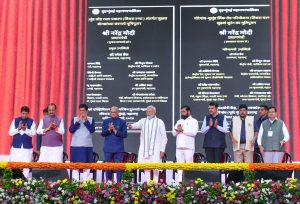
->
<box><xmin>37</xmin><ymin>103</ymin><xmax>65</xmax><ymax>162</ymax></box>
<box><xmin>128</xmin><ymin>105</ymin><xmax>168</xmax><ymax>182</ymax></box>
<box><xmin>9</xmin><ymin>106</ymin><xmax>36</xmax><ymax>178</ymax></box>
<box><xmin>172</xmin><ymin>105</ymin><xmax>198</xmax><ymax>183</ymax></box>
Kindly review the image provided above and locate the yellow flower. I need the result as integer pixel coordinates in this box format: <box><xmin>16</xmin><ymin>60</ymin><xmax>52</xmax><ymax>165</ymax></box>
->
<box><xmin>71</xmin><ymin>195</ymin><xmax>79</xmax><ymax>201</ymax></box>
<box><xmin>15</xmin><ymin>179</ymin><xmax>23</xmax><ymax>187</ymax></box>
<box><xmin>110</xmin><ymin>197</ymin><xmax>116</xmax><ymax>204</ymax></box>
<box><xmin>166</xmin><ymin>191</ymin><xmax>176</xmax><ymax>202</ymax></box>
<box><xmin>148</xmin><ymin>180</ymin><xmax>155</xmax><ymax>186</ymax></box>
<box><xmin>247</xmin><ymin>183</ymin><xmax>255</xmax><ymax>190</ymax></box>
<box><xmin>125</xmin><ymin>163</ymin><xmax>250</xmax><ymax>171</ymax></box>
<box><xmin>57</xmin><ymin>180</ymin><xmax>61</xmax><ymax>184</ymax></box>
<box><xmin>287</xmin><ymin>178</ymin><xmax>297</xmax><ymax>184</ymax></box>
<box><xmin>0</xmin><ymin>162</ymin><xmax>7</xmax><ymax>169</ymax></box>
<box><xmin>195</xmin><ymin>178</ymin><xmax>204</xmax><ymax>185</ymax></box>
<box><xmin>90</xmin><ymin>180</ymin><xmax>96</xmax><ymax>185</ymax></box>
<box><xmin>62</xmin><ymin>178</ymin><xmax>68</xmax><ymax>184</ymax></box>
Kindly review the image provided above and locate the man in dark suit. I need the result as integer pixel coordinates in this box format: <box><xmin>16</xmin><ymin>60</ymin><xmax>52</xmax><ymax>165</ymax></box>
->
<box><xmin>101</xmin><ymin>106</ymin><xmax>127</xmax><ymax>182</ymax></box>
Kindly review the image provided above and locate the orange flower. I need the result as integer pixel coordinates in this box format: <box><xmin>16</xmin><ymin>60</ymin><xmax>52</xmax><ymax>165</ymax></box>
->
<box><xmin>249</xmin><ymin>163</ymin><xmax>300</xmax><ymax>171</ymax></box>
<box><xmin>7</xmin><ymin>162</ymin><xmax>126</xmax><ymax>170</ymax></box>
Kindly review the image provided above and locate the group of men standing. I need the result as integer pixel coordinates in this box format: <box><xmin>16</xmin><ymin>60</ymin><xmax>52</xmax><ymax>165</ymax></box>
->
<box><xmin>9</xmin><ymin>104</ymin><xmax>65</xmax><ymax>178</ymax></box>
<box><xmin>8</xmin><ymin>102</ymin><xmax>290</xmax><ymax>182</ymax></box>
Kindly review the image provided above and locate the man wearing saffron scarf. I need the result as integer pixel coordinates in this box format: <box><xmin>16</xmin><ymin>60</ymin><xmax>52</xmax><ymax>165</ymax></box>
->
<box><xmin>128</xmin><ymin>105</ymin><xmax>168</xmax><ymax>182</ymax></box>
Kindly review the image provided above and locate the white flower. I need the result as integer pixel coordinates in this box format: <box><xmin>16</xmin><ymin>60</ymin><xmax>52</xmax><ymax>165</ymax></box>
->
<box><xmin>58</xmin><ymin>187</ymin><xmax>62</xmax><ymax>191</ymax></box>
<box><xmin>169</xmin><ymin>186</ymin><xmax>175</xmax><ymax>191</ymax></box>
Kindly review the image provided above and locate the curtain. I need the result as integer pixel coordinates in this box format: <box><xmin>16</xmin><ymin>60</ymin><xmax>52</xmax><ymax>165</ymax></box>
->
<box><xmin>271</xmin><ymin>0</ymin><xmax>300</xmax><ymax>160</ymax></box>
<box><xmin>0</xmin><ymin>0</ymin><xmax>87</xmax><ymax>155</ymax></box>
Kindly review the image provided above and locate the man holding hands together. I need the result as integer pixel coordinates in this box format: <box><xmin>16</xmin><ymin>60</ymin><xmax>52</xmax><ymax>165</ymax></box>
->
<box><xmin>101</xmin><ymin>106</ymin><xmax>127</xmax><ymax>182</ymax></box>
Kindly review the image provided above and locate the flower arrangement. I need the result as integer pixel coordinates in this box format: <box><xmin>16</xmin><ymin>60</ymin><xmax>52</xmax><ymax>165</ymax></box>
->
<box><xmin>1</xmin><ymin>162</ymin><xmax>300</xmax><ymax>171</ymax></box>
<box><xmin>0</xmin><ymin>177</ymin><xmax>300</xmax><ymax>203</ymax></box>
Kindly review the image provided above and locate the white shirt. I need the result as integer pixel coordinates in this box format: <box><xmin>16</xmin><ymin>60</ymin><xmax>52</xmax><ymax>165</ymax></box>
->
<box><xmin>8</xmin><ymin>119</ymin><xmax>36</xmax><ymax>137</ymax></box>
<box><xmin>36</xmin><ymin>118</ymin><xmax>65</xmax><ymax>135</ymax></box>
<box><xmin>257</xmin><ymin>118</ymin><xmax>289</xmax><ymax>146</ymax></box>
<box><xmin>172</xmin><ymin>116</ymin><xmax>199</xmax><ymax>149</ymax></box>
<box><xmin>200</xmin><ymin>114</ymin><xmax>228</xmax><ymax>134</ymax></box>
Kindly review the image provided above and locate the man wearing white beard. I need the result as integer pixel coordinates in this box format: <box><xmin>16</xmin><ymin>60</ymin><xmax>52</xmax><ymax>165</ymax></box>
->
<box><xmin>128</xmin><ymin>105</ymin><xmax>168</xmax><ymax>183</ymax></box>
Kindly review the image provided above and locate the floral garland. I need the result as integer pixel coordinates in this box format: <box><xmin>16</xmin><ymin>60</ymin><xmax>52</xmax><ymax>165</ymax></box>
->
<box><xmin>1</xmin><ymin>162</ymin><xmax>300</xmax><ymax>171</ymax></box>
<box><xmin>125</xmin><ymin>163</ymin><xmax>249</xmax><ymax>171</ymax></box>
<box><xmin>0</xmin><ymin>177</ymin><xmax>299</xmax><ymax>203</ymax></box>
<box><xmin>6</xmin><ymin>162</ymin><xmax>126</xmax><ymax>170</ymax></box>
<box><xmin>249</xmin><ymin>163</ymin><xmax>300</xmax><ymax>171</ymax></box>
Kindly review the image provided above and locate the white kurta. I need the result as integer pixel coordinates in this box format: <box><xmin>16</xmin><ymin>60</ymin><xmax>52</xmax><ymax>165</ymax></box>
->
<box><xmin>8</xmin><ymin>119</ymin><xmax>36</xmax><ymax>162</ymax></box>
<box><xmin>131</xmin><ymin>116</ymin><xmax>168</xmax><ymax>163</ymax></box>
<box><xmin>172</xmin><ymin>116</ymin><xmax>198</xmax><ymax>183</ymax></box>
<box><xmin>8</xmin><ymin>119</ymin><xmax>36</xmax><ymax>178</ymax></box>
<box><xmin>172</xmin><ymin>116</ymin><xmax>199</xmax><ymax>150</ymax></box>
<box><xmin>36</xmin><ymin>118</ymin><xmax>65</xmax><ymax>162</ymax></box>
<box><xmin>131</xmin><ymin>116</ymin><xmax>168</xmax><ymax>182</ymax></box>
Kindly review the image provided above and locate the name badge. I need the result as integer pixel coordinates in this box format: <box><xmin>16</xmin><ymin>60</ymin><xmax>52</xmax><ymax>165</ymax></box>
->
<box><xmin>268</xmin><ymin>131</ymin><xmax>273</xmax><ymax>137</ymax></box>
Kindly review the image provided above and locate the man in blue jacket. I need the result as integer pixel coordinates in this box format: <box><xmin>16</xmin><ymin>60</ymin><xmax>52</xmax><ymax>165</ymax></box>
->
<box><xmin>101</xmin><ymin>106</ymin><xmax>127</xmax><ymax>182</ymax></box>
<box><xmin>200</xmin><ymin>102</ymin><xmax>228</xmax><ymax>162</ymax></box>
<box><xmin>8</xmin><ymin>106</ymin><xmax>36</xmax><ymax>178</ymax></box>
